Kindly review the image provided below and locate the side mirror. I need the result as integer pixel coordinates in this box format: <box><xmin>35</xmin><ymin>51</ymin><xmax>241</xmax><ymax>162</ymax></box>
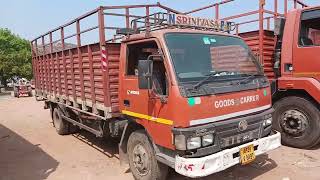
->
<box><xmin>138</xmin><ymin>60</ymin><xmax>153</xmax><ymax>89</ymax></box>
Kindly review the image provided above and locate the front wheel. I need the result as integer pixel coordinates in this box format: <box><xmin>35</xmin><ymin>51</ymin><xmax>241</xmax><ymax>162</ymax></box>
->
<box><xmin>127</xmin><ymin>130</ymin><xmax>168</xmax><ymax>180</ymax></box>
<box><xmin>273</xmin><ymin>96</ymin><xmax>320</xmax><ymax>149</ymax></box>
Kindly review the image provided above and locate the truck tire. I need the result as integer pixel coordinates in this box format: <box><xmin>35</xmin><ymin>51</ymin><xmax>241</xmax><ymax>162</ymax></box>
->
<box><xmin>273</xmin><ymin>96</ymin><xmax>320</xmax><ymax>148</ymax></box>
<box><xmin>52</xmin><ymin>108</ymin><xmax>70</xmax><ymax>135</ymax></box>
<box><xmin>127</xmin><ymin>130</ymin><xmax>168</xmax><ymax>180</ymax></box>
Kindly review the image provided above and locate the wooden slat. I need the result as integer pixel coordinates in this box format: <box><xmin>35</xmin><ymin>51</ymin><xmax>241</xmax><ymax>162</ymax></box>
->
<box><xmin>88</xmin><ymin>45</ymin><xmax>96</xmax><ymax>104</ymax></box>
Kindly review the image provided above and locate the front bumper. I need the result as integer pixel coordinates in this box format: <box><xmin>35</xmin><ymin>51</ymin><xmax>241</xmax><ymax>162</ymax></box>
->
<box><xmin>174</xmin><ymin>131</ymin><xmax>281</xmax><ymax>178</ymax></box>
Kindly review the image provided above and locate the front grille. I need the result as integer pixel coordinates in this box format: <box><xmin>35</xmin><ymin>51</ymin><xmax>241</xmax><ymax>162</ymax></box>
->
<box><xmin>220</xmin><ymin>129</ymin><xmax>260</xmax><ymax>148</ymax></box>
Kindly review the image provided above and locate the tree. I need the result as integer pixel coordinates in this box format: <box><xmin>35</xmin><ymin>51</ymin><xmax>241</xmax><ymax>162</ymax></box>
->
<box><xmin>0</xmin><ymin>28</ymin><xmax>32</xmax><ymax>86</ymax></box>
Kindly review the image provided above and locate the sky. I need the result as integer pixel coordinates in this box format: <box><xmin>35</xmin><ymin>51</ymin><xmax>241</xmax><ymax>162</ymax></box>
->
<box><xmin>0</xmin><ymin>0</ymin><xmax>319</xmax><ymax>42</ymax></box>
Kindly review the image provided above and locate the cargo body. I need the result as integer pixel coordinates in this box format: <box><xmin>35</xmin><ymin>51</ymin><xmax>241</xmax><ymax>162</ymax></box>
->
<box><xmin>31</xmin><ymin>3</ymin><xmax>281</xmax><ymax>179</ymax></box>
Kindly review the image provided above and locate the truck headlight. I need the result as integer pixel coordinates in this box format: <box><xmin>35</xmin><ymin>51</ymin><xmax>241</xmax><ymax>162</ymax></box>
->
<box><xmin>202</xmin><ymin>134</ymin><xmax>214</xmax><ymax>146</ymax></box>
<box><xmin>174</xmin><ymin>135</ymin><xmax>186</xmax><ymax>150</ymax></box>
<box><xmin>187</xmin><ymin>137</ymin><xmax>201</xmax><ymax>150</ymax></box>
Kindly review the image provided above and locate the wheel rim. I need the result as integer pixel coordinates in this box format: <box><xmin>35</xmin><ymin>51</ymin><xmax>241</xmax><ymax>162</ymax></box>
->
<box><xmin>280</xmin><ymin>109</ymin><xmax>309</xmax><ymax>137</ymax></box>
<box><xmin>53</xmin><ymin>110</ymin><xmax>61</xmax><ymax>131</ymax></box>
<box><xmin>132</xmin><ymin>143</ymin><xmax>150</xmax><ymax>176</ymax></box>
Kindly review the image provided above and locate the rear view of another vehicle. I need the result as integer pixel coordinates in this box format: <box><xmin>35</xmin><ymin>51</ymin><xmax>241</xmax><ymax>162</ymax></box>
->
<box><xmin>13</xmin><ymin>82</ymin><xmax>33</xmax><ymax>98</ymax></box>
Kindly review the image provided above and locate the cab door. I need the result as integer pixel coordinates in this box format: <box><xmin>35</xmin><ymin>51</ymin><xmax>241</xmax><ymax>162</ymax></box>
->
<box><xmin>119</xmin><ymin>39</ymin><xmax>172</xmax><ymax>128</ymax></box>
<box><xmin>293</xmin><ymin>9</ymin><xmax>320</xmax><ymax>80</ymax></box>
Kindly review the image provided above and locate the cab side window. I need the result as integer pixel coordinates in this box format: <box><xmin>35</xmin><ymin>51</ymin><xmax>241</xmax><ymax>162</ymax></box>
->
<box><xmin>127</xmin><ymin>41</ymin><xmax>158</xmax><ymax>76</ymax></box>
<box><xmin>126</xmin><ymin>41</ymin><xmax>168</xmax><ymax>96</ymax></box>
<box><xmin>299</xmin><ymin>10</ymin><xmax>320</xmax><ymax>47</ymax></box>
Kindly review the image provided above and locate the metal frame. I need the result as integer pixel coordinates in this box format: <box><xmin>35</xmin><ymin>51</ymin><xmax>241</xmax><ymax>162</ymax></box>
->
<box><xmin>31</xmin><ymin>3</ymin><xmax>181</xmax><ymax>52</ymax></box>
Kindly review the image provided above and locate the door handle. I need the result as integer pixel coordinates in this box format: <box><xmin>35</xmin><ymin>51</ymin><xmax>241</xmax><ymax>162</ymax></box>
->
<box><xmin>124</xmin><ymin>100</ymin><xmax>130</xmax><ymax>107</ymax></box>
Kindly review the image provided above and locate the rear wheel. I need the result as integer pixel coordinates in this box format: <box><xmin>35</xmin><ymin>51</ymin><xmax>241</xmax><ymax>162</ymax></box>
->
<box><xmin>273</xmin><ymin>96</ymin><xmax>320</xmax><ymax>148</ymax></box>
<box><xmin>127</xmin><ymin>130</ymin><xmax>168</xmax><ymax>180</ymax></box>
<box><xmin>52</xmin><ymin>108</ymin><xmax>70</xmax><ymax>135</ymax></box>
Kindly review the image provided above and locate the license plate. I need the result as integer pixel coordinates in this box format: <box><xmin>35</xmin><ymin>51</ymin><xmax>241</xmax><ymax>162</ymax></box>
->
<box><xmin>240</xmin><ymin>144</ymin><xmax>256</xmax><ymax>165</ymax></box>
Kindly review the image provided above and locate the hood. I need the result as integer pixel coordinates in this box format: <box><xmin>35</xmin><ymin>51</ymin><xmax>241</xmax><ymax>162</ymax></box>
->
<box><xmin>173</xmin><ymin>87</ymin><xmax>271</xmax><ymax>127</ymax></box>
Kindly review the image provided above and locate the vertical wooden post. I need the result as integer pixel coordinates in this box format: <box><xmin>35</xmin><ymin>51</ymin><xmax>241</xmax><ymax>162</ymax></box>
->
<box><xmin>259</xmin><ymin>0</ymin><xmax>265</xmax><ymax>64</ymax></box>
<box><xmin>284</xmin><ymin>0</ymin><xmax>288</xmax><ymax>16</ymax></box>
<box><xmin>56</xmin><ymin>51</ymin><xmax>62</xmax><ymax>96</ymax></box>
<box><xmin>88</xmin><ymin>45</ymin><xmax>97</xmax><ymax>113</ymax></box>
<box><xmin>125</xmin><ymin>8</ymin><xmax>130</xmax><ymax>29</ymax></box>
<box><xmin>274</xmin><ymin>0</ymin><xmax>278</xmax><ymax>23</ymax></box>
<box><xmin>98</xmin><ymin>7</ymin><xmax>110</xmax><ymax>112</ymax></box>
<box><xmin>215</xmin><ymin>4</ymin><xmax>219</xmax><ymax>20</ymax></box>
<box><xmin>69</xmin><ymin>49</ymin><xmax>76</xmax><ymax>105</ymax></box>
<box><xmin>61</xmin><ymin>27</ymin><xmax>68</xmax><ymax>101</ymax></box>
<box><xmin>236</xmin><ymin>24</ymin><xmax>239</xmax><ymax>35</ymax></box>
<box><xmin>146</xmin><ymin>6</ymin><xmax>150</xmax><ymax>36</ymax></box>
<box><xmin>34</xmin><ymin>40</ymin><xmax>39</xmax><ymax>94</ymax></box>
<box><xmin>42</xmin><ymin>36</ymin><xmax>47</xmax><ymax>95</ymax></box>
<box><xmin>49</xmin><ymin>32</ymin><xmax>53</xmax><ymax>97</ymax></box>
<box><xmin>76</xmin><ymin>20</ymin><xmax>85</xmax><ymax>106</ymax></box>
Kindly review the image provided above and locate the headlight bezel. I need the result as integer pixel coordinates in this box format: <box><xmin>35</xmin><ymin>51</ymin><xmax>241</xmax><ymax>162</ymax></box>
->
<box><xmin>174</xmin><ymin>134</ymin><xmax>187</xmax><ymax>150</ymax></box>
<box><xmin>202</xmin><ymin>134</ymin><xmax>214</xmax><ymax>147</ymax></box>
<box><xmin>174</xmin><ymin>133</ymin><xmax>215</xmax><ymax>150</ymax></box>
<box><xmin>186</xmin><ymin>136</ymin><xmax>201</xmax><ymax>150</ymax></box>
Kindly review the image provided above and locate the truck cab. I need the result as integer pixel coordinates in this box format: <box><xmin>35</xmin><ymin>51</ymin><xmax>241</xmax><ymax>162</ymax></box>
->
<box><xmin>118</xmin><ymin>25</ymin><xmax>281</xmax><ymax>177</ymax></box>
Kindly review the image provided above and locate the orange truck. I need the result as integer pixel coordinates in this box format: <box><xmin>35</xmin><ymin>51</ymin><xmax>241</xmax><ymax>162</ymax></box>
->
<box><xmin>31</xmin><ymin>3</ymin><xmax>281</xmax><ymax>179</ymax></box>
<box><xmin>186</xmin><ymin>0</ymin><xmax>320</xmax><ymax>149</ymax></box>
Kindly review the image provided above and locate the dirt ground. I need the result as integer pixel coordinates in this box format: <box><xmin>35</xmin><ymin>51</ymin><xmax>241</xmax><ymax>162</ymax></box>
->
<box><xmin>0</xmin><ymin>95</ymin><xmax>320</xmax><ymax>180</ymax></box>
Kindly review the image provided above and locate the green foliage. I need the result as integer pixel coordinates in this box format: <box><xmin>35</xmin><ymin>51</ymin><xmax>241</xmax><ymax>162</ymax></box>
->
<box><xmin>0</xmin><ymin>28</ymin><xmax>32</xmax><ymax>86</ymax></box>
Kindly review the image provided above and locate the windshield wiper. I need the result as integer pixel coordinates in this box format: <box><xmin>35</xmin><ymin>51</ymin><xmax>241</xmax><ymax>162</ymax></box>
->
<box><xmin>193</xmin><ymin>71</ymin><xmax>231</xmax><ymax>89</ymax></box>
<box><xmin>234</xmin><ymin>74</ymin><xmax>263</xmax><ymax>85</ymax></box>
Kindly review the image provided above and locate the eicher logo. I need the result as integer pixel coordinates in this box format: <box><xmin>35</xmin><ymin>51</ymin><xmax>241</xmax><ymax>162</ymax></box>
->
<box><xmin>127</xmin><ymin>90</ymin><xmax>140</xmax><ymax>95</ymax></box>
<box><xmin>167</xmin><ymin>14</ymin><xmax>235</xmax><ymax>32</ymax></box>
<box><xmin>214</xmin><ymin>95</ymin><xmax>260</xmax><ymax>109</ymax></box>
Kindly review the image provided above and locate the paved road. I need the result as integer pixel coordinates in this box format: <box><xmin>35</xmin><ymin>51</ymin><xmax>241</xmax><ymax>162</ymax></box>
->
<box><xmin>0</xmin><ymin>96</ymin><xmax>320</xmax><ymax>180</ymax></box>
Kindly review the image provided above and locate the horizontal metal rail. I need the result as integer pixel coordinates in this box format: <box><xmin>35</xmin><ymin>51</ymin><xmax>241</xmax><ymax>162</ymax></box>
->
<box><xmin>183</xmin><ymin>0</ymin><xmax>234</xmax><ymax>15</ymax></box>
<box><xmin>32</xmin><ymin>8</ymin><xmax>100</xmax><ymax>41</ymax></box>
<box><xmin>222</xmin><ymin>10</ymin><xmax>260</xmax><ymax>21</ymax></box>
<box><xmin>31</xmin><ymin>3</ymin><xmax>184</xmax><ymax>58</ymax></box>
<box><xmin>62</xmin><ymin>115</ymin><xmax>103</xmax><ymax>137</ymax></box>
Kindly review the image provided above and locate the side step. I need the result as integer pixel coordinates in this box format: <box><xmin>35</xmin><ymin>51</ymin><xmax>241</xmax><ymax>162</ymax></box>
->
<box><xmin>61</xmin><ymin>115</ymin><xmax>103</xmax><ymax>137</ymax></box>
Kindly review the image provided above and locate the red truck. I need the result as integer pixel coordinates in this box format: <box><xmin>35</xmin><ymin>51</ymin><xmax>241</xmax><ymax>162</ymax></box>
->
<box><xmin>31</xmin><ymin>3</ymin><xmax>281</xmax><ymax>179</ymax></box>
<box><xmin>186</xmin><ymin>0</ymin><xmax>320</xmax><ymax>149</ymax></box>
<box><xmin>13</xmin><ymin>79</ymin><xmax>33</xmax><ymax>98</ymax></box>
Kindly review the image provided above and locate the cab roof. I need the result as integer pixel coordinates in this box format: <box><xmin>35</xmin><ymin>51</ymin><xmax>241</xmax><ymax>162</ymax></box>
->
<box><xmin>122</xmin><ymin>28</ymin><xmax>241</xmax><ymax>43</ymax></box>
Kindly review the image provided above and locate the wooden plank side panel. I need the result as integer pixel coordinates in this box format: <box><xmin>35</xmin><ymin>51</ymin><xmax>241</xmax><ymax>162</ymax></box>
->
<box><xmin>33</xmin><ymin>42</ymin><xmax>121</xmax><ymax>116</ymax></box>
<box><xmin>106</xmin><ymin>43</ymin><xmax>121</xmax><ymax>113</ymax></box>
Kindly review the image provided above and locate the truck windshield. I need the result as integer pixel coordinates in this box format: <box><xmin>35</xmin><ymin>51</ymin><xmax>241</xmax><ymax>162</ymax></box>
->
<box><xmin>165</xmin><ymin>33</ymin><xmax>262</xmax><ymax>84</ymax></box>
